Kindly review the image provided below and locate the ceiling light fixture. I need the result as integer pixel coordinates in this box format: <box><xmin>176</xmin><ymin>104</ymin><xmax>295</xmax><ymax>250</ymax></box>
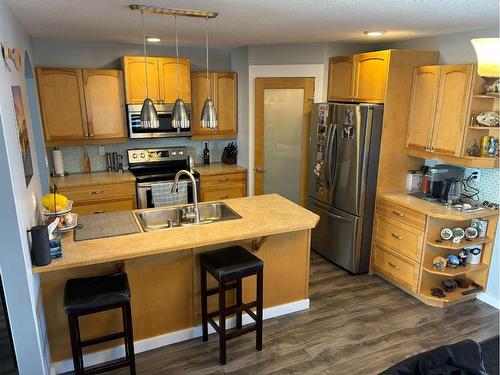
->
<box><xmin>364</xmin><ymin>30</ymin><xmax>386</xmax><ymax>37</ymax></box>
<box><xmin>200</xmin><ymin>16</ymin><xmax>218</xmax><ymax>130</ymax></box>
<box><xmin>139</xmin><ymin>10</ymin><xmax>159</xmax><ymax>129</ymax></box>
<box><xmin>146</xmin><ymin>37</ymin><xmax>161</xmax><ymax>42</ymax></box>
<box><xmin>171</xmin><ymin>13</ymin><xmax>190</xmax><ymax>130</ymax></box>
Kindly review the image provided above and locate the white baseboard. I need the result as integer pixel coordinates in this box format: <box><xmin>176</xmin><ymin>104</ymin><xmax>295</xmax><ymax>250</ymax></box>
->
<box><xmin>478</xmin><ymin>292</ymin><xmax>500</xmax><ymax>309</ymax></box>
<box><xmin>52</xmin><ymin>298</ymin><xmax>310</xmax><ymax>374</ymax></box>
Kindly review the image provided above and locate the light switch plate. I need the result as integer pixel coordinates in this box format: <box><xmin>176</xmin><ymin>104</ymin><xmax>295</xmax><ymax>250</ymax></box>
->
<box><xmin>98</xmin><ymin>146</ymin><xmax>106</xmax><ymax>156</ymax></box>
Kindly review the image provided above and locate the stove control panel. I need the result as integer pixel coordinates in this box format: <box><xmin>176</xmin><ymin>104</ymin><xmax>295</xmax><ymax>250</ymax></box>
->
<box><xmin>127</xmin><ymin>147</ymin><xmax>187</xmax><ymax>164</ymax></box>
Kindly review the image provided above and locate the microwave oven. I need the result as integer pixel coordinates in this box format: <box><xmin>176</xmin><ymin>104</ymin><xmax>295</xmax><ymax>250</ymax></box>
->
<box><xmin>127</xmin><ymin>103</ymin><xmax>192</xmax><ymax>139</ymax></box>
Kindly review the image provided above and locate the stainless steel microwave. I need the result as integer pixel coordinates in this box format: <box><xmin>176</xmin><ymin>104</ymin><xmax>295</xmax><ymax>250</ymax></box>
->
<box><xmin>127</xmin><ymin>103</ymin><xmax>192</xmax><ymax>139</ymax></box>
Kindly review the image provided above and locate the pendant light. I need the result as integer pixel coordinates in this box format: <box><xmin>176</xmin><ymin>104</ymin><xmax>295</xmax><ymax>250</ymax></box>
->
<box><xmin>171</xmin><ymin>14</ymin><xmax>190</xmax><ymax>130</ymax></box>
<box><xmin>201</xmin><ymin>17</ymin><xmax>218</xmax><ymax>130</ymax></box>
<box><xmin>139</xmin><ymin>10</ymin><xmax>159</xmax><ymax>129</ymax></box>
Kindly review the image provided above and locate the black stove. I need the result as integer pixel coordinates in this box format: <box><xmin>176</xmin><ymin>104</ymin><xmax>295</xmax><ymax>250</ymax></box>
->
<box><xmin>127</xmin><ymin>147</ymin><xmax>200</xmax><ymax>208</ymax></box>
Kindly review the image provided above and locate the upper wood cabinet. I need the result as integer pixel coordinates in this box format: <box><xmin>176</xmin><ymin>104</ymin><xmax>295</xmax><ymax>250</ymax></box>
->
<box><xmin>327</xmin><ymin>50</ymin><xmax>389</xmax><ymax>103</ymax></box>
<box><xmin>191</xmin><ymin>72</ymin><xmax>238</xmax><ymax>140</ymax></box>
<box><xmin>122</xmin><ymin>56</ymin><xmax>191</xmax><ymax>104</ymax></box>
<box><xmin>406</xmin><ymin>64</ymin><xmax>474</xmax><ymax>157</ymax></box>
<box><xmin>37</xmin><ymin>68</ymin><xmax>89</xmax><ymax>142</ymax></box>
<box><xmin>37</xmin><ymin>68</ymin><xmax>127</xmax><ymax>147</ymax></box>
<box><xmin>327</xmin><ymin>56</ymin><xmax>353</xmax><ymax>101</ymax></box>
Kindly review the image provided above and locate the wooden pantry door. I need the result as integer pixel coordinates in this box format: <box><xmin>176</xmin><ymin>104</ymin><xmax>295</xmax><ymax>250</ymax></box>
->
<box><xmin>254</xmin><ymin>77</ymin><xmax>314</xmax><ymax>206</ymax></box>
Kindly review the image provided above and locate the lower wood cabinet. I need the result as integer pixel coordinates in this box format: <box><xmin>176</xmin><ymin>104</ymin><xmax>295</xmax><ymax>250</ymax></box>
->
<box><xmin>200</xmin><ymin>170</ymin><xmax>247</xmax><ymax>202</ymax></box>
<box><xmin>58</xmin><ymin>181</ymin><xmax>136</xmax><ymax>215</ymax></box>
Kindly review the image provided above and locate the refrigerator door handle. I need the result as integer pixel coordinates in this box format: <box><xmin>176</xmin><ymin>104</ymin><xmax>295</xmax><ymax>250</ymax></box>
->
<box><xmin>324</xmin><ymin>123</ymin><xmax>333</xmax><ymax>188</ymax></box>
<box><xmin>322</xmin><ymin>208</ymin><xmax>351</xmax><ymax>222</ymax></box>
<box><xmin>328</xmin><ymin>124</ymin><xmax>338</xmax><ymax>188</ymax></box>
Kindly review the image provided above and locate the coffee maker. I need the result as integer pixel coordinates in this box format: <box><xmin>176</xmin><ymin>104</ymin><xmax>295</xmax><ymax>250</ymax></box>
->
<box><xmin>426</xmin><ymin>165</ymin><xmax>464</xmax><ymax>204</ymax></box>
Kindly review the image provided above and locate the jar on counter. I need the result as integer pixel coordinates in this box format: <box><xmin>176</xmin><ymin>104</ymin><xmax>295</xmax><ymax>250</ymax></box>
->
<box><xmin>421</xmin><ymin>166</ymin><xmax>430</xmax><ymax>194</ymax></box>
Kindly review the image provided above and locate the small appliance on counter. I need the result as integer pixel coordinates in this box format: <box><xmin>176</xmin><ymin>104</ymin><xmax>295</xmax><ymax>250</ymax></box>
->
<box><xmin>408</xmin><ymin>164</ymin><xmax>464</xmax><ymax>205</ymax></box>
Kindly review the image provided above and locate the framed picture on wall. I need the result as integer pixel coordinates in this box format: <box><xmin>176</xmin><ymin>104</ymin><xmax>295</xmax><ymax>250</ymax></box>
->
<box><xmin>11</xmin><ymin>85</ymin><xmax>33</xmax><ymax>187</ymax></box>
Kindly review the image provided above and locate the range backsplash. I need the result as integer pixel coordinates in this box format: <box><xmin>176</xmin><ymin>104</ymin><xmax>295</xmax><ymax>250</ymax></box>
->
<box><xmin>425</xmin><ymin>160</ymin><xmax>500</xmax><ymax>203</ymax></box>
<box><xmin>47</xmin><ymin>138</ymin><xmax>236</xmax><ymax>174</ymax></box>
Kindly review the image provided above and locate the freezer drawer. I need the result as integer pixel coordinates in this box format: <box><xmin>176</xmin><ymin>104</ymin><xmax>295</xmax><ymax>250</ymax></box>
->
<box><xmin>309</xmin><ymin>200</ymin><xmax>364</xmax><ymax>273</ymax></box>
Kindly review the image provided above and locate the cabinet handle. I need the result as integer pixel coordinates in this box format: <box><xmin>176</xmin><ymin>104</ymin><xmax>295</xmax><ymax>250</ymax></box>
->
<box><xmin>92</xmin><ymin>210</ymin><xmax>105</xmax><ymax>214</ymax></box>
<box><xmin>88</xmin><ymin>190</ymin><xmax>104</xmax><ymax>195</ymax></box>
<box><xmin>218</xmin><ymin>178</ymin><xmax>230</xmax><ymax>182</ymax></box>
<box><xmin>392</xmin><ymin>210</ymin><xmax>404</xmax><ymax>217</ymax></box>
<box><xmin>388</xmin><ymin>262</ymin><xmax>400</xmax><ymax>270</ymax></box>
<box><xmin>391</xmin><ymin>233</ymin><xmax>403</xmax><ymax>240</ymax></box>
<box><xmin>221</xmin><ymin>195</ymin><xmax>230</xmax><ymax>199</ymax></box>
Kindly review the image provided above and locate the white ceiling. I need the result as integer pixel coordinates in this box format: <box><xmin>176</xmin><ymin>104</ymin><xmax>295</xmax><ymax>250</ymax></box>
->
<box><xmin>5</xmin><ymin>0</ymin><xmax>500</xmax><ymax>48</ymax></box>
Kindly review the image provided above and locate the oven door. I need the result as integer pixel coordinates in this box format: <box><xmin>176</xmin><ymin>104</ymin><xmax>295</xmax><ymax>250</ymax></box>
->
<box><xmin>128</xmin><ymin>104</ymin><xmax>192</xmax><ymax>138</ymax></box>
<box><xmin>136</xmin><ymin>179</ymin><xmax>200</xmax><ymax>209</ymax></box>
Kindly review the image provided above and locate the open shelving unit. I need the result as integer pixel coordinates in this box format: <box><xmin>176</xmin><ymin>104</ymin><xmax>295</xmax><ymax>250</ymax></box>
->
<box><xmin>426</xmin><ymin>236</ymin><xmax>492</xmax><ymax>249</ymax></box>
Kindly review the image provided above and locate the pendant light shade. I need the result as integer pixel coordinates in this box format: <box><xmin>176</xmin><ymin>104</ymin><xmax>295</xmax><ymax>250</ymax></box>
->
<box><xmin>200</xmin><ymin>17</ymin><xmax>218</xmax><ymax>130</ymax></box>
<box><xmin>171</xmin><ymin>13</ymin><xmax>190</xmax><ymax>130</ymax></box>
<box><xmin>471</xmin><ymin>38</ymin><xmax>500</xmax><ymax>78</ymax></box>
<box><xmin>141</xmin><ymin>98</ymin><xmax>160</xmax><ymax>128</ymax></box>
<box><xmin>172</xmin><ymin>98</ymin><xmax>190</xmax><ymax>129</ymax></box>
<box><xmin>139</xmin><ymin>10</ymin><xmax>159</xmax><ymax>129</ymax></box>
<box><xmin>201</xmin><ymin>98</ymin><xmax>218</xmax><ymax>129</ymax></box>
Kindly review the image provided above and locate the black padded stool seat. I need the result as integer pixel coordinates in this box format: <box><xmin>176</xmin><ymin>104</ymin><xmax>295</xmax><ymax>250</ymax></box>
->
<box><xmin>200</xmin><ymin>245</ymin><xmax>264</xmax><ymax>365</ymax></box>
<box><xmin>63</xmin><ymin>272</ymin><xmax>135</xmax><ymax>375</ymax></box>
<box><xmin>200</xmin><ymin>246</ymin><xmax>264</xmax><ymax>279</ymax></box>
<box><xmin>64</xmin><ymin>272</ymin><xmax>130</xmax><ymax>315</ymax></box>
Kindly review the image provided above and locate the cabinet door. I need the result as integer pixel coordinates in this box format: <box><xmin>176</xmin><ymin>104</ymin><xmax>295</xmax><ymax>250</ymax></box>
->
<box><xmin>431</xmin><ymin>64</ymin><xmax>473</xmax><ymax>156</ymax></box>
<box><xmin>158</xmin><ymin>58</ymin><xmax>191</xmax><ymax>103</ymax></box>
<box><xmin>214</xmin><ymin>72</ymin><xmax>238</xmax><ymax>135</ymax></box>
<box><xmin>352</xmin><ymin>51</ymin><xmax>389</xmax><ymax>103</ymax></box>
<box><xmin>122</xmin><ymin>56</ymin><xmax>160</xmax><ymax>104</ymax></box>
<box><xmin>327</xmin><ymin>56</ymin><xmax>353</xmax><ymax>101</ymax></box>
<box><xmin>406</xmin><ymin>66</ymin><xmax>441</xmax><ymax>152</ymax></box>
<box><xmin>36</xmin><ymin>68</ymin><xmax>88</xmax><ymax>142</ymax></box>
<box><xmin>190</xmin><ymin>72</ymin><xmax>210</xmax><ymax>136</ymax></box>
<box><xmin>82</xmin><ymin>70</ymin><xmax>127</xmax><ymax>139</ymax></box>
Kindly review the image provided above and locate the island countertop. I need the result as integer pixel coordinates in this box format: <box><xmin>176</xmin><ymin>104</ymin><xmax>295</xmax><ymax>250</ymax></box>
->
<box><xmin>33</xmin><ymin>194</ymin><xmax>319</xmax><ymax>274</ymax></box>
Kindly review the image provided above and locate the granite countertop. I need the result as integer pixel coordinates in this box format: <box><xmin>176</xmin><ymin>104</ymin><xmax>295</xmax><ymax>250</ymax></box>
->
<box><xmin>32</xmin><ymin>194</ymin><xmax>319</xmax><ymax>274</ymax></box>
<box><xmin>53</xmin><ymin>171</ymin><xmax>136</xmax><ymax>189</ymax></box>
<box><xmin>194</xmin><ymin>163</ymin><xmax>247</xmax><ymax>176</ymax></box>
<box><xmin>379</xmin><ymin>192</ymin><xmax>499</xmax><ymax>220</ymax></box>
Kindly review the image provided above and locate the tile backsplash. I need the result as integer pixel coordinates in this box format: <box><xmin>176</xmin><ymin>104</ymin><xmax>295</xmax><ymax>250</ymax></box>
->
<box><xmin>425</xmin><ymin>160</ymin><xmax>500</xmax><ymax>203</ymax></box>
<box><xmin>47</xmin><ymin>138</ymin><xmax>236</xmax><ymax>174</ymax></box>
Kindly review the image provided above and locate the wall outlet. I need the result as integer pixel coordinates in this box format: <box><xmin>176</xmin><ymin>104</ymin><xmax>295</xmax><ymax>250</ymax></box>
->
<box><xmin>98</xmin><ymin>146</ymin><xmax>106</xmax><ymax>156</ymax></box>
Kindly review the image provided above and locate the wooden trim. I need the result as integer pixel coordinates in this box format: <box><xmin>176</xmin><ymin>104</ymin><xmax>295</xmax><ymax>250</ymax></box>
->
<box><xmin>254</xmin><ymin>77</ymin><xmax>314</xmax><ymax>206</ymax></box>
<box><xmin>407</xmin><ymin>148</ymin><xmax>498</xmax><ymax>168</ymax></box>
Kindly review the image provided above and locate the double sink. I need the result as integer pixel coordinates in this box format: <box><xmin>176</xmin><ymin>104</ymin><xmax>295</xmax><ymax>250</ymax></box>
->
<box><xmin>134</xmin><ymin>202</ymin><xmax>241</xmax><ymax>231</ymax></box>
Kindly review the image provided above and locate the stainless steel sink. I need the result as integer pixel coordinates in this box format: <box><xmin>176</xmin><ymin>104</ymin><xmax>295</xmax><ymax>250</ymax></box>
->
<box><xmin>134</xmin><ymin>202</ymin><xmax>242</xmax><ymax>232</ymax></box>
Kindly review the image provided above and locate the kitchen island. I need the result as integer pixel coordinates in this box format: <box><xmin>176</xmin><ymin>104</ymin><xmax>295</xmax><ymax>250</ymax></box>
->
<box><xmin>34</xmin><ymin>194</ymin><xmax>319</xmax><ymax>372</ymax></box>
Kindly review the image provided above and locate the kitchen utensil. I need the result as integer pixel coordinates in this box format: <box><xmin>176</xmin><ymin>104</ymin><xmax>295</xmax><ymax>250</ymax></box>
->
<box><xmin>441</xmin><ymin>178</ymin><xmax>461</xmax><ymax>205</ymax></box>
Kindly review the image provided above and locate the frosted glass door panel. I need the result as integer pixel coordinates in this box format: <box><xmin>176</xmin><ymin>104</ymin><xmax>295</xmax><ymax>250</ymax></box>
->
<box><xmin>263</xmin><ymin>88</ymin><xmax>304</xmax><ymax>203</ymax></box>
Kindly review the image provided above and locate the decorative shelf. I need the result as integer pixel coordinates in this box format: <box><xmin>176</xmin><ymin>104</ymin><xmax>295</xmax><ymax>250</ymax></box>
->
<box><xmin>468</xmin><ymin>126</ymin><xmax>500</xmax><ymax>130</ymax></box>
<box><xmin>420</xmin><ymin>285</ymin><xmax>482</xmax><ymax>303</ymax></box>
<box><xmin>423</xmin><ymin>263</ymin><xmax>488</xmax><ymax>277</ymax></box>
<box><xmin>473</xmin><ymin>94</ymin><xmax>500</xmax><ymax>99</ymax></box>
<box><xmin>427</xmin><ymin>237</ymin><xmax>492</xmax><ymax>249</ymax></box>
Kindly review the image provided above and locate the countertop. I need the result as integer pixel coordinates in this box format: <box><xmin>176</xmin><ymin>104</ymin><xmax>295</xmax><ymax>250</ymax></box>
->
<box><xmin>194</xmin><ymin>163</ymin><xmax>247</xmax><ymax>176</ymax></box>
<box><xmin>33</xmin><ymin>194</ymin><xmax>319</xmax><ymax>274</ymax></box>
<box><xmin>53</xmin><ymin>172</ymin><xmax>135</xmax><ymax>189</ymax></box>
<box><xmin>379</xmin><ymin>192</ymin><xmax>499</xmax><ymax>220</ymax></box>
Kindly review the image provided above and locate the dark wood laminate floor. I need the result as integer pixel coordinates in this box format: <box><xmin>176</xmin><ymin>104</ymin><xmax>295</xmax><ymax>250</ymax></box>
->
<box><xmin>87</xmin><ymin>252</ymin><xmax>499</xmax><ymax>375</ymax></box>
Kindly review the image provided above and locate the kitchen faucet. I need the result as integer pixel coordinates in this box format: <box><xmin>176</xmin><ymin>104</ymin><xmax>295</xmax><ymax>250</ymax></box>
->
<box><xmin>171</xmin><ymin>170</ymin><xmax>200</xmax><ymax>224</ymax></box>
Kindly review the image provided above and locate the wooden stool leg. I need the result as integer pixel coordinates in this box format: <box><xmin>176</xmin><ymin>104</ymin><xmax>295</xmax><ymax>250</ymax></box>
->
<box><xmin>256</xmin><ymin>268</ymin><xmax>263</xmax><ymax>351</ymax></box>
<box><xmin>200</xmin><ymin>265</ymin><xmax>209</xmax><ymax>342</ymax></box>
<box><xmin>122</xmin><ymin>302</ymin><xmax>136</xmax><ymax>375</ymax></box>
<box><xmin>219</xmin><ymin>278</ymin><xmax>227</xmax><ymax>365</ymax></box>
<box><xmin>236</xmin><ymin>278</ymin><xmax>243</xmax><ymax>329</ymax></box>
<box><xmin>68</xmin><ymin>314</ymin><xmax>84</xmax><ymax>374</ymax></box>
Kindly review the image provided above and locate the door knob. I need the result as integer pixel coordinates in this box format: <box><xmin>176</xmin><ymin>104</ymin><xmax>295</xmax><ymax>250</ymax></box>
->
<box><xmin>254</xmin><ymin>167</ymin><xmax>266</xmax><ymax>173</ymax></box>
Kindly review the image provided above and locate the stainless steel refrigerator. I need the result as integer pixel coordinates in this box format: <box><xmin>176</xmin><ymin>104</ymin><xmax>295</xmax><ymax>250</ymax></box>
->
<box><xmin>308</xmin><ymin>102</ymin><xmax>384</xmax><ymax>274</ymax></box>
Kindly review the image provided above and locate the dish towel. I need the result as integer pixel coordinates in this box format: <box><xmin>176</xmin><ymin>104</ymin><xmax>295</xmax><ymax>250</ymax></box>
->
<box><xmin>151</xmin><ymin>181</ymin><xmax>188</xmax><ymax>207</ymax></box>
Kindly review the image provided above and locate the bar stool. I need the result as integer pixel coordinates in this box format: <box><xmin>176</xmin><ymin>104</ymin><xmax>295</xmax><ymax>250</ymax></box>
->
<box><xmin>63</xmin><ymin>272</ymin><xmax>136</xmax><ymax>375</ymax></box>
<box><xmin>200</xmin><ymin>245</ymin><xmax>264</xmax><ymax>365</ymax></box>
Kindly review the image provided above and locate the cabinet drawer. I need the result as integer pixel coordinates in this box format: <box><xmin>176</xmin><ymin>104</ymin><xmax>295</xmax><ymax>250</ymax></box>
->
<box><xmin>72</xmin><ymin>198</ymin><xmax>135</xmax><ymax>215</ymax></box>
<box><xmin>376</xmin><ymin>199</ymin><xmax>426</xmax><ymax>231</ymax></box>
<box><xmin>201</xmin><ymin>172</ymin><xmax>246</xmax><ymax>188</ymax></box>
<box><xmin>60</xmin><ymin>182</ymin><xmax>135</xmax><ymax>204</ymax></box>
<box><xmin>201</xmin><ymin>185</ymin><xmax>246</xmax><ymax>201</ymax></box>
<box><xmin>374</xmin><ymin>214</ymin><xmax>424</xmax><ymax>262</ymax></box>
<box><xmin>372</xmin><ymin>243</ymin><xmax>419</xmax><ymax>292</ymax></box>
